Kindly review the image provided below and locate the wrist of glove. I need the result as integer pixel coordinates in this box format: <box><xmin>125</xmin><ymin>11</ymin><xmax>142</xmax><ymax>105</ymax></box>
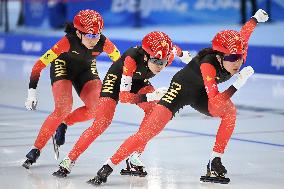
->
<box><xmin>25</xmin><ymin>88</ymin><xmax>38</xmax><ymax>110</ymax></box>
<box><xmin>232</xmin><ymin>66</ymin><xmax>254</xmax><ymax>90</ymax></box>
<box><xmin>146</xmin><ymin>87</ymin><xmax>168</xmax><ymax>102</ymax></box>
<box><xmin>252</xmin><ymin>9</ymin><xmax>269</xmax><ymax>23</ymax></box>
<box><xmin>172</xmin><ymin>45</ymin><xmax>182</xmax><ymax>57</ymax></box>
<box><xmin>179</xmin><ymin>51</ymin><xmax>192</xmax><ymax>64</ymax></box>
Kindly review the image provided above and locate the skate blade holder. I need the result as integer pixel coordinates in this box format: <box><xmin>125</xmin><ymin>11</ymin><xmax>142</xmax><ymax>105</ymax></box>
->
<box><xmin>22</xmin><ymin>159</ymin><xmax>33</xmax><ymax>169</ymax></box>
<box><xmin>120</xmin><ymin>169</ymin><xmax>147</xmax><ymax>177</ymax></box>
<box><xmin>52</xmin><ymin>171</ymin><xmax>67</xmax><ymax>178</ymax></box>
<box><xmin>87</xmin><ymin>177</ymin><xmax>107</xmax><ymax>186</ymax></box>
<box><xmin>200</xmin><ymin>175</ymin><xmax>230</xmax><ymax>184</ymax></box>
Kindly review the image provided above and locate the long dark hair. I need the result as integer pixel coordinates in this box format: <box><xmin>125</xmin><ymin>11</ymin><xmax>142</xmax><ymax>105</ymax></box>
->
<box><xmin>64</xmin><ymin>22</ymin><xmax>77</xmax><ymax>34</ymax></box>
<box><xmin>196</xmin><ymin>48</ymin><xmax>224</xmax><ymax>60</ymax></box>
<box><xmin>195</xmin><ymin>47</ymin><xmax>225</xmax><ymax>68</ymax></box>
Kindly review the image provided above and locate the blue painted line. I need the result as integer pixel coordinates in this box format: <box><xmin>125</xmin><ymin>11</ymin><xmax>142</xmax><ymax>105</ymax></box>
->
<box><xmin>163</xmin><ymin>128</ymin><xmax>284</xmax><ymax>148</ymax></box>
<box><xmin>1</xmin><ymin>104</ymin><xmax>284</xmax><ymax>148</ymax></box>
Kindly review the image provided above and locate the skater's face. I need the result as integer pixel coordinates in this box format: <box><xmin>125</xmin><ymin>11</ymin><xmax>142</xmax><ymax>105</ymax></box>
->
<box><xmin>148</xmin><ymin>57</ymin><xmax>167</xmax><ymax>74</ymax></box>
<box><xmin>218</xmin><ymin>54</ymin><xmax>244</xmax><ymax>75</ymax></box>
<box><xmin>76</xmin><ymin>30</ymin><xmax>101</xmax><ymax>49</ymax></box>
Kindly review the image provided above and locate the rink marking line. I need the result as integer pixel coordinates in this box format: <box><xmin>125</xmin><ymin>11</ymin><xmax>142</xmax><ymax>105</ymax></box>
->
<box><xmin>0</xmin><ymin>104</ymin><xmax>284</xmax><ymax>148</ymax></box>
<box><xmin>232</xmin><ymin>130</ymin><xmax>284</xmax><ymax>135</ymax></box>
<box><xmin>163</xmin><ymin>128</ymin><xmax>284</xmax><ymax>148</ymax></box>
<box><xmin>0</xmin><ymin>135</ymin><xmax>201</xmax><ymax>148</ymax></box>
<box><xmin>0</xmin><ymin>135</ymin><xmax>197</xmax><ymax>148</ymax></box>
<box><xmin>0</xmin><ymin>131</ymin><xmax>139</xmax><ymax>140</ymax></box>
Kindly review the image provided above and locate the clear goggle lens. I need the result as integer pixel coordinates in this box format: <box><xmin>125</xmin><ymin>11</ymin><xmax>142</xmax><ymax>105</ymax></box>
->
<box><xmin>82</xmin><ymin>32</ymin><xmax>101</xmax><ymax>39</ymax></box>
<box><xmin>149</xmin><ymin>57</ymin><xmax>167</xmax><ymax>66</ymax></box>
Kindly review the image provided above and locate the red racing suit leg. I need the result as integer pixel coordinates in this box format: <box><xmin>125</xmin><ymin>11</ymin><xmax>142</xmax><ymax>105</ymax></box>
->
<box><xmin>34</xmin><ymin>80</ymin><xmax>73</xmax><ymax>150</ymax></box>
<box><xmin>64</xmin><ymin>79</ymin><xmax>102</xmax><ymax>126</ymax></box>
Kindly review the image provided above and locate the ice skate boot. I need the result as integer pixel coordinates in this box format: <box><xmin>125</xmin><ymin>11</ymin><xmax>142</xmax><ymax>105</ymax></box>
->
<box><xmin>120</xmin><ymin>152</ymin><xmax>147</xmax><ymax>177</ymax></box>
<box><xmin>52</xmin><ymin>157</ymin><xmax>75</xmax><ymax>178</ymax></box>
<box><xmin>55</xmin><ymin>123</ymin><xmax>67</xmax><ymax>146</ymax></box>
<box><xmin>200</xmin><ymin>157</ymin><xmax>230</xmax><ymax>184</ymax></box>
<box><xmin>22</xmin><ymin>148</ymin><xmax>40</xmax><ymax>169</ymax></box>
<box><xmin>87</xmin><ymin>164</ymin><xmax>113</xmax><ymax>185</ymax></box>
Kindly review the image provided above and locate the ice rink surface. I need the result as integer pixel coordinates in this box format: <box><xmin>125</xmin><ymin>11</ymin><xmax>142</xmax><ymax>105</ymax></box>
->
<box><xmin>0</xmin><ymin>18</ymin><xmax>284</xmax><ymax>189</ymax></box>
<box><xmin>0</xmin><ymin>54</ymin><xmax>284</xmax><ymax>189</ymax></box>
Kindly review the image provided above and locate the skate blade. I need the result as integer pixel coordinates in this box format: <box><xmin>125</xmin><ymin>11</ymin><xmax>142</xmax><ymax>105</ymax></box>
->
<box><xmin>22</xmin><ymin>160</ymin><xmax>32</xmax><ymax>169</ymax></box>
<box><xmin>52</xmin><ymin>171</ymin><xmax>67</xmax><ymax>178</ymax></box>
<box><xmin>120</xmin><ymin>169</ymin><xmax>147</xmax><ymax>177</ymax></box>
<box><xmin>52</xmin><ymin>135</ymin><xmax>60</xmax><ymax>160</ymax></box>
<box><xmin>22</xmin><ymin>162</ymin><xmax>31</xmax><ymax>169</ymax></box>
<box><xmin>87</xmin><ymin>177</ymin><xmax>104</xmax><ymax>185</ymax></box>
<box><xmin>200</xmin><ymin>176</ymin><xmax>230</xmax><ymax>184</ymax></box>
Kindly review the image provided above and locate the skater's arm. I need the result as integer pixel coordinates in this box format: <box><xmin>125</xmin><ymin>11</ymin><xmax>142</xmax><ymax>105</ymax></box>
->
<box><xmin>29</xmin><ymin>37</ymin><xmax>70</xmax><ymax>89</ymax></box>
<box><xmin>172</xmin><ymin>44</ymin><xmax>192</xmax><ymax>64</ymax></box>
<box><xmin>26</xmin><ymin>37</ymin><xmax>70</xmax><ymax>110</ymax></box>
<box><xmin>119</xmin><ymin>56</ymin><xmax>147</xmax><ymax>104</ymax></box>
<box><xmin>240</xmin><ymin>9</ymin><xmax>268</xmax><ymax>62</ymax></box>
<box><xmin>239</xmin><ymin>18</ymin><xmax>257</xmax><ymax>62</ymax></box>
<box><xmin>200</xmin><ymin>63</ymin><xmax>237</xmax><ymax>102</ymax></box>
<box><xmin>102</xmin><ymin>37</ymin><xmax>120</xmax><ymax>62</ymax></box>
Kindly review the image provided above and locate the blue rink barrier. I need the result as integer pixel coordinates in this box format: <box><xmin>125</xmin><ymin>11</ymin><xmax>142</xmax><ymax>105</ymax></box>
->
<box><xmin>0</xmin><ymin>33</ymin><xmax>284</xmax><ymax>75</ymax></box>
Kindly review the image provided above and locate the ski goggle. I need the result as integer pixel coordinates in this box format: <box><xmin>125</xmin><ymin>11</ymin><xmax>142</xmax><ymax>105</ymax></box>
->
<box><xmin>223</xmin><ymin>54</ymin><xmax>243</xmax><ymax>62</ymax></box>
<box><xmin>149</xmin><ymin>57</ymin><xmax>168</xmax><ymax>66</ymax></box>
<box><xmin>81</xmin><ymin>32</ymin><xmax>101</xmax><ymax>39</ymax></box>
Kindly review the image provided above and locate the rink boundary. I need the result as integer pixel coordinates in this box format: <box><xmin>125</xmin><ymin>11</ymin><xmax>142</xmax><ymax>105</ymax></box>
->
<box><xmin>0</xmin><ymin>103</ymin><xmax>283</xmax><ymax>148</ymax></box>
<box><xmin>0</xmin><ymin>53</ymin><xmax>284</xmax><ymax>80</ymax></box>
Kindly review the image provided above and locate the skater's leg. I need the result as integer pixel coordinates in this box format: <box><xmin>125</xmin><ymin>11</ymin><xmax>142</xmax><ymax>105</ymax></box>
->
<box><xmin>23</xmin><ymin>80</ymin><xmax>72</xmax><ymax>168</ymax></box>
<box><xmin>110</xmin><ymin>104</ymin><xmax>172</xmax><ymax>165</ymax></box>
<box><xmin>87</xmin><ymin>105</ymin><xmax>172</xmax><ymax>184</ymax></box>
<box><xmin>53</xmin><ymin>97</ymin><xmax>116</xmax><ymax>177</ymax></box>
<box><xmin>119</xmin><ymin>86</ymin><xmax>156</xmax><ymax>176</ymax></box>
<box><xmin>136</xmin><ymin>85</ymin><xmax>156</xmax><ymax>153</ymax></box>
<box><xmin>34</xmin><ymin>80</ymin><xmax>73</xmax><ymax>150</ymax></box>
<box><xmin>210</xmin><ymin>99</ymin><xmax>237</xmax><ymax>155</ymax></box>
<box><xmin>54</xmin><ymin>80</ymin><xmax>102</xmax><ymax>146</ymax></box>
<box><xmin>200</xmin><ymin>99</ymin><xmax>236</xmax><ymax>182</ymax></box>
<box><xmin>136</xmin><ymin>102</ymin><xmax>156</xmax><ymax>153</ymax></box>
<box><xmin>64</xmin><ymin>79</ymin><xmax>102</xmax><ymax>126</ymax></box>
<box><xmin>67</xmin><ymin>97</ymin><xmax>116</xmax><ymax>161</ymax></box>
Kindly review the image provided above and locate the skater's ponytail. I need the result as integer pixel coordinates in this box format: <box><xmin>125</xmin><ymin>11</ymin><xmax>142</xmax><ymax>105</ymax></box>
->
<box><xmin>64</xmin><ymin>22</ymin><xmax>77</xmax><ymax>35</ymax></box>
<box><xmin>196</xmin><ymin>48</ymin><xmax>224</xmax><ymax>61</ymax></box>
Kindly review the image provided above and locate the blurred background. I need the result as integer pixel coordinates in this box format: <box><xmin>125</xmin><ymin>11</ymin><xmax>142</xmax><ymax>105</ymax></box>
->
<box><xmin>0</xmin><ymin>0</ymin><xmax>283</xmax><ymax>74</ymax></box>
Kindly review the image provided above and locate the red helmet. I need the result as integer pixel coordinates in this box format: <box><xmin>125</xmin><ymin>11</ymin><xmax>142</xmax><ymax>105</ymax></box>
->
<box><xmin>142</xmin><ymin>31</ymin><xmax>173</xmax><ymax>59</ymax></box>
<box><xmin>73</xmin><ymin>10</ymin><xmax>104</xmax><ymax>34</ymax></box>
<box><xmin>212</xmin><ymin>30</ymin><xmax>244</xmax><ymax>55</ymax></box>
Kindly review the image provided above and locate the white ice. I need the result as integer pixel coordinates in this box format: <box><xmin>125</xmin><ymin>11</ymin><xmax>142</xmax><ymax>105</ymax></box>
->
<box><xmin>0</xmin><ymin>53</ymin><xmax>283</xmax><ymax>189</ymax></box>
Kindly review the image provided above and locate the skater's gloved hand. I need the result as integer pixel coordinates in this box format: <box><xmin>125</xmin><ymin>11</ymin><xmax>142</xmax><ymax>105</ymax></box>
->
<box><xmin>179</xmin><ymin>51</ymin><xmax>192</xmax><ymax>64</ymax></box>
<box><xmin>25</xmin><ymin>88</ymin><xmax>38</xmax><ymax>110</ymax></box>
<box><xmin>146</xmin><ymin>87</ymin><xmax>168</xmax><ymax>101</ymax></box>
<box><xmin>252</xmin><ymin>9</ymin><xmax>269</xmax><ymax>23</ymax></box>
<box><xmin>172</xmin><ymin>45</ymin><xmax>182</xmax><ymax>57</ymax></box>
<box><xmin>233</xmin><ymin>66</ymin><xmax>254</xmax><ymax>90</ymax></box>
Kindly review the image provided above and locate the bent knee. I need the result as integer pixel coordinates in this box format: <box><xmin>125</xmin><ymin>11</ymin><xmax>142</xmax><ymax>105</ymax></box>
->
<box><xmin>53</xmin><ymin>105</ymin><xmax>72</xmax><ymax>119</ymax></box>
